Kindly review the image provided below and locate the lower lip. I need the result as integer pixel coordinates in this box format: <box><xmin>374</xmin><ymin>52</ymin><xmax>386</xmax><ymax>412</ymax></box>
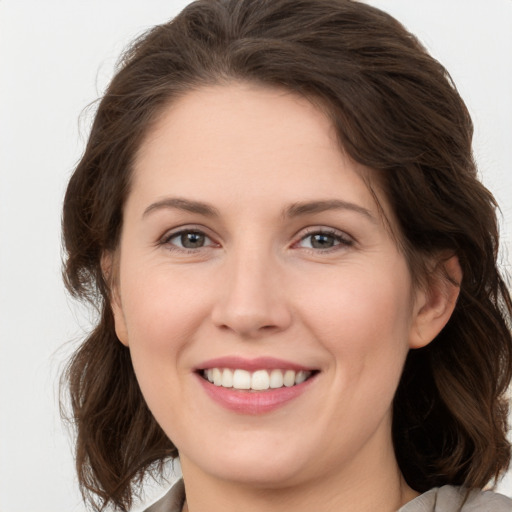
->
<box><xmin>196</xmin><ymin>373</ymin><xmax>317</xmax><ymax>415</ymax></box>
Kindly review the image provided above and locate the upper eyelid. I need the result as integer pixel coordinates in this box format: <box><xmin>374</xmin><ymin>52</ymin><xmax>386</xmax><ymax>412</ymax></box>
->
<box><xmin>160</xmin><ymin>224</ymin><xmax>215</xmax><ymax>242</ymax></box>
<box><xmin>158</xmin><ymin>224</ymin><xmax>355</xmax><ymax>247</ymax></box>
<box><xmin>293</xmin><ymin>226</ymin><xmax>354</xmax><ymax>242</ymax></box>
<box><xmin>167</xmin><ymin>230</ymin><xmax>213</xmax><ymax>243</ymax></box>
<box><xmin>159</xmin><ymin>227</ymin><xmax>219</xmax><ymax>253</ymax></box>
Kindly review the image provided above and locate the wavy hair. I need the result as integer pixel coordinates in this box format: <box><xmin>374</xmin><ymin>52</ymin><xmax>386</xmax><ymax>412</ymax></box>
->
<box><xmin>62</xmin><ymin>0</ymin><xmax>512</xmax><ymax>510</ymax></box>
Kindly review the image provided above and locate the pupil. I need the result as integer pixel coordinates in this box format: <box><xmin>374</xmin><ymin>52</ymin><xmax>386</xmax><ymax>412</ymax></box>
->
<box><xmin>311</xmin><ymin>234</ymin><xmax>334</xmax><ymax>249</ymax></box>
<box><xmin>181</xmin><ymin>232</ymin><xmax>205</xmax><ymax>248</ymax></box>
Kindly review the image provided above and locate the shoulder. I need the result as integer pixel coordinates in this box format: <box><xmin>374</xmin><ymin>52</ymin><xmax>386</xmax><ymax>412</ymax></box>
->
<box><xmin>143</xmin><ymin>479</ymin><xmax>185</xmax><ymax>512</ymax></box>
<box><xmin>399</xmin><ymin>485</ymin><xmax>512</xmax><ymax>512</ymax></box>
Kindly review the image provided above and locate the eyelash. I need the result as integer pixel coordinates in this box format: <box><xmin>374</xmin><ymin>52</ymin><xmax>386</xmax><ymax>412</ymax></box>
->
<box><xmin>159</xmin><ymin>227</ymin><xmax>354</xmax><ymax>254</ymax></box>
<box><xmin>160</xmin><ymin>227</ymin><xmax>217</xmax><ymax>254</ymax></box>
<box><xmin>293</xmin><ymin>227</ymin><xmax>354</xmax><ymax>253</ymax></box>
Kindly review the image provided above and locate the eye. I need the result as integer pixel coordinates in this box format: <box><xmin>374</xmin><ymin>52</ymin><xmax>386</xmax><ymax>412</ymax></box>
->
<box><xmin>162</xmin><ymin>229</ymin><xmax>216</xmax><ymax>251</ymax></box>
<box><xmin>296</xmin><ymin>229</ymin><xmax>353</xmax><ymax>251</ymax></box>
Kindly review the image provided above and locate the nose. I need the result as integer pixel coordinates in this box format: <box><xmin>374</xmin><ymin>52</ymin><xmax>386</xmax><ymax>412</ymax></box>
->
<box><xmin>211</xmin><ymin>248</ymin><xmax>292</xmax><ymax>339</ymax></box>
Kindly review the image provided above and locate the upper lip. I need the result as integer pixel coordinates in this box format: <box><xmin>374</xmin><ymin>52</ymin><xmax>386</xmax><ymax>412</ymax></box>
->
<box><xmin>196</xmin><ymin>356</ymin><xmax>317</xmax><ymax>372</ymax></box>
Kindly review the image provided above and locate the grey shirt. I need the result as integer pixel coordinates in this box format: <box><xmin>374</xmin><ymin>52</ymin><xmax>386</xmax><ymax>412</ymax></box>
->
<box><xmin>397</xmin><ymin>485</ymin><xmax>511</xmax><ymax>511</ymax></box>
<box><xmin>144</xmin><ymin>480</ymin><xmax>512</xmax><ymax>512</ymax></box>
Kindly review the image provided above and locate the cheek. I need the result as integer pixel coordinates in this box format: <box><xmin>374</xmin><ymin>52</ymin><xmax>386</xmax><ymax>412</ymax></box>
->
<box><xmin>300</xmin><ymin>260</ymin><xmax>414</xmax><ymax>342</ymax></box>
<box><xmin>298</xmin><ymin>260</ymin><xmax>414</xmax><ymax>393</ymax></box>
<box><xmin>117</xmin><ymin>262</ymin><xmax>213</xmax><ymax>399</ymax></box>
<box><xmin>120</xmin><ymin>259</ymin><xmax>211</xmax><ymax>344</ymax></box>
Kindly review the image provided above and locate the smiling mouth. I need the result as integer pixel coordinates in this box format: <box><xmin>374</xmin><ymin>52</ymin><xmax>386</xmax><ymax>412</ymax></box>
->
<box><xmin>200</xmin><ymin>368</ymin><xmax>318</xmax><ymax>391</ymax></box>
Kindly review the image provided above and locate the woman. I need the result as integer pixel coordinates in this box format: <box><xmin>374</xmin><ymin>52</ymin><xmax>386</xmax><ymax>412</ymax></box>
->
<box><xmin>62</xmin><ymin>1</ymin><xmax>512</xmax><ymax>511</ymax></box>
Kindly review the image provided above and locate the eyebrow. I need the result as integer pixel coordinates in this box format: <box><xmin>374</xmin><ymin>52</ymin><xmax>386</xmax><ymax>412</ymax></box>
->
<box><xmin>284</xmin><ymin>199</ymin><xmax>376</xmax><ymax>223</ymax></box>
<box><xmin>142</xmin><ymin>197</ymin><xmax>376</xmax><ymax>223</ymax></box>
<box><xmin>143</xmin><ymin>197</ymin><xmax>220</xmax><ymax>218</ymax></box>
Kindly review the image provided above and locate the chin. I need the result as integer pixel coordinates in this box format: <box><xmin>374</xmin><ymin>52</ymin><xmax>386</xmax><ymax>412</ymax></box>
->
<box><xmin>209</xmin><ymin>461</ymin><xmax>307</xmax><ymax>488</ymax></box>
<box><xmin>181</xmin><ymin>439</ymin><xmax>314</xmax><ymax>489</ymax></box>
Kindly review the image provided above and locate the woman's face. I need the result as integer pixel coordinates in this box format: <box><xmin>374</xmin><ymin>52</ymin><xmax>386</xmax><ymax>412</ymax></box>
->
<box><xmin>111</xmin><ymin>83</ymin><xmax>428</xmax><ymax>488</ymax></box>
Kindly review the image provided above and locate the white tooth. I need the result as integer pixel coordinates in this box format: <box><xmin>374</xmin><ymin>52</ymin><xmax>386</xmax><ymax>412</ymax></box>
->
<box><xmin>213</xmin><ymin>368</ymin><xmax>222</xmax><ymax>386</ymax></box>
<box><xmin>251</xmin><ymin>370</ymin><xmax>270</xmax><ymax>390</ymax></box>
<box><xmin>269</xmin><ymin>369</ymin><xmax>284</xmax><ymax>389</ymax></box>
<box><xmin>295</xmin><ymin>370</ymin><xmax>309</xmax><ymax>384</ymax></box>
<box><xmin>233</xmin><ymin>369</ymin><xmax>251</xmax><ymax>390</ymax></box>
<box><xmin>283</xmin><ymin>370</ymin><xmax>296</xmax><ymax>387</ymax></box>
<box><xmin>206</xmin><ymin>369</ymin><xmax>214</xmax><ymax>383</ymax></box>
<box><xmin>221</xmin><ymin>368</ymin><xmax>233</xmax><ymax>388</ymax></box>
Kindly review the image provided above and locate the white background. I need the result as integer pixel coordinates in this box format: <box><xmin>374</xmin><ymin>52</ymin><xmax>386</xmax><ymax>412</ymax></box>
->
<box><xmin>1</xmin><ymin>1</ymin><xmax>511</xmax><ymax>511</ymax></box>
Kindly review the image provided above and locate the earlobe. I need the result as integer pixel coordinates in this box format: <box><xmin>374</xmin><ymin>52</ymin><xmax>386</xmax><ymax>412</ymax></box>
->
<box><xmin>409</xmin><ymin>255</ymin><xmax>462</xmax><ymax>349</ymax></box>
<box><xmin>111</xmin><ymin>296</ymin><xmax>129</xmax><ymax>347</ymax></box>
<box><xmin>101</xmin><ymin>252</ymin><xmax>129</xmax><ymax>347</ymax></box>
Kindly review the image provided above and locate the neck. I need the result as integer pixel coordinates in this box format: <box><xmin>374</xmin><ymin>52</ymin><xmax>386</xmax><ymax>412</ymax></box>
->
<box><xmin>179</xmin><ymin>429</ymin><xmax>418</xmax><ymax>512</ymax></box>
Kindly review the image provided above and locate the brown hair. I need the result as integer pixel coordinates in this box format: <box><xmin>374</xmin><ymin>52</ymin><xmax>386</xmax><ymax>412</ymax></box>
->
<box><xmin>62</xmin><ymin>0</ymin><xmax>512</xmax><ymax>510</ymax></box>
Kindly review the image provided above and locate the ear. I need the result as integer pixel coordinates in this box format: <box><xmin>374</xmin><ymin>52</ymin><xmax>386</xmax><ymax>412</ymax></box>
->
<box><xmin>101</xmin><ymin>252</ymin><xmax>129</xmax><ymax>347</ymax></box>
<box><xmin>409</xmin><ymin>255</ymin><xmax>462</xmax><ymax>349</ymax></box>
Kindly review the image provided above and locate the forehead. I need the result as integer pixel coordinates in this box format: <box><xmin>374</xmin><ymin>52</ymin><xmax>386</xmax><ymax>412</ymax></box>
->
<box><xmin>129</xmin><ymin>82</ymin><xmax>389</xmax><ymax>223</ymax></box>
<box><xmin>135</xmin><ymin>82</ymin><xmax>341</xmax><ymax>172</ymax></box>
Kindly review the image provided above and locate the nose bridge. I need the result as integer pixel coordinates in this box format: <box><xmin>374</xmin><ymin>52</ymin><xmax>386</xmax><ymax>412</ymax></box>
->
<box><xmin>211</xmin><ymin>239</ymin><xmax>291</xmax><ymax>337</ymax></box>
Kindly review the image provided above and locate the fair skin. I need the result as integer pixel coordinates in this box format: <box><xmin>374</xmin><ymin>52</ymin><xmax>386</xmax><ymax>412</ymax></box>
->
<box><xmin>109</xmin><ymin>82</ymin><xmax>460</xmax><ymax>512</ymax></box>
